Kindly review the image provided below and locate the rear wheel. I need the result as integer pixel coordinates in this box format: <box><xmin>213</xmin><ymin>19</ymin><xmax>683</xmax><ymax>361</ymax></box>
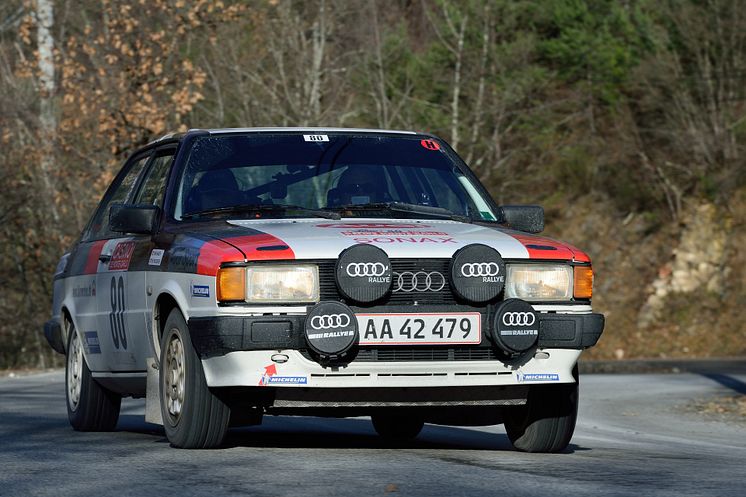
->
<box><xmin>159</xmin><ymin>308</ymin><xmax>230</xmax><ymax>449</ymax></box>
<box><xmin>66</xmin><ymin>321</ymin><xmax>121</xmax><ymax>431</ymax></box>
<box><xmin>503</xmin><ymin>366</ymin><xmax>579</xmax><ymax>453</ymax></box>
<box><xmin>371</xmin><ymin>413</ymin><xmax>424</xmax><ymax>440</ymax></box>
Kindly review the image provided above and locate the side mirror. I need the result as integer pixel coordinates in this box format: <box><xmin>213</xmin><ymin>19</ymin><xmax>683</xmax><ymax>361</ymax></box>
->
<box><xmin>499</xmin><ymin>205</ymin><xmax>544</xmax><ymax>233</ymax></box>
<box><xmin>110</xmin><ymin>203</ymin><xmax>159</xmax><ymax>235</ymax></box>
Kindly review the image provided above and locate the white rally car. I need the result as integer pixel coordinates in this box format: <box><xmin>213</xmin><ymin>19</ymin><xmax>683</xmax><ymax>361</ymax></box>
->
<box><xmin>45</xmin><ymin>128</ymin><xmax>604</xmax><ymax>451</ymax></box>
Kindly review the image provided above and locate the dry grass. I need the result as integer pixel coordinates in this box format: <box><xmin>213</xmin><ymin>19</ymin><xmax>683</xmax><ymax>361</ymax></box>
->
<box><xmin>690</xmin><ymin>395</ymin><xmax>746</xmax><ymax>422</ymax></box>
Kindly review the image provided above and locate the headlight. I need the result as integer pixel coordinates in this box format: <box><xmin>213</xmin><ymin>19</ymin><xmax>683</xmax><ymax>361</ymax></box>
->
<box><xmin>245</xmin><ymin>265</ymin><xmax>319</xmax><ymax>303</ymax></box>
<box><xmin>505</xmin><ymin>264</ymin><xmax>573</xmax><ymax>301</ymax></box>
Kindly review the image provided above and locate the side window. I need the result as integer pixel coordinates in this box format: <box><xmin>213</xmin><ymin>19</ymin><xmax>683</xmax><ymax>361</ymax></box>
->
<box><xmin>134</xmin><ymin>152</ymin><xmax>174</xmax><ymax>207</ymax></box>
<box><xmin>84</xmin><ymin>155</ymin><xmax>151</xmax><ymax>241</ymax></box>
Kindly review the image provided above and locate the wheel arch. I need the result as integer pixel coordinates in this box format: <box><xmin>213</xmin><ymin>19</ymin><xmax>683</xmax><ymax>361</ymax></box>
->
<box><xmin>59</xmin><ymin>305</ymin><xmax>98</xmax><ymax>372</ymax></box>
<box><xmin>152</xmin><ymin>291</ymin><xmax>187</xmax><ymax>363</ymax></box>
<box><xmin>58</xmin><ymin>289</ymin><xmax>79</xmax><ymax>338</ymax></box>
<box><xmin>60</xmin><ymin>306</ymin><xmax>73</xmax><ymax>354</ymax></box>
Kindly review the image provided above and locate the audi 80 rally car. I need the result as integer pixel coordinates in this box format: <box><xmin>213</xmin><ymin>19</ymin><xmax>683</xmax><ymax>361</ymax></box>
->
<box><xmin>44</xmin><ymin>128</ymin><xmax>604</xmax><ymax>451</ymax></box>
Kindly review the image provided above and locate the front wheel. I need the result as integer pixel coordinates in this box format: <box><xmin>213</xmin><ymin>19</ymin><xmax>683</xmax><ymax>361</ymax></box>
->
<box><xmin>66</xmin><ymin>321</ymin><xmax>121</xmax><ymax>431</ymax></box>
<box><xmin>503</xmin><ymin>366</ymin><xmax>579</xmax><ymax>453</ymax></box>
<box><xmin>159</xmin><ymin>309</ymin><xmax>230</xmax><ymax>449</ymax></box>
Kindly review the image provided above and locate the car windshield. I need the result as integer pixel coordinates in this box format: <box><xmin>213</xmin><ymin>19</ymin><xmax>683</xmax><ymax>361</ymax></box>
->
<box><xmin>174</xmin><ymin>132</ymin><xmax>497</xmax><ymax>221</ymax></box>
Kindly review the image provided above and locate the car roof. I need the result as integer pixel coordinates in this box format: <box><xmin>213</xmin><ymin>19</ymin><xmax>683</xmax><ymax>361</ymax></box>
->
<box><xmin>203</xmin><ymin>127</ymin><xmax>418</xmax><ymax>135</ymax></box>
<box><xmin>147</xmin><ymin>127</ymin><xmax>420</xmax><ymax>146</ymax></box>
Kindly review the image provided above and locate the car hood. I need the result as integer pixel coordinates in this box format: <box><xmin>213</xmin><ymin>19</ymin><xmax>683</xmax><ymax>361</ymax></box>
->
<box><xmin>222</xmin><ymin>218</ymin><xmax>589</xmax><ymax>262</ymax></box>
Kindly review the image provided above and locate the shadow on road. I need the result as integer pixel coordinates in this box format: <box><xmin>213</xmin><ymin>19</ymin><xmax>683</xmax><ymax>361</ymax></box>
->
<box><xmin>700</xmin><ymin>373</ymin><xmax>746</xmax><ymax>395</ymax></box>
<box><xmin>114</xmin><ymin>414</ymin><xmax>587</xmax><ymax>453</ymax></box>
<box><xmin>227</xmin><ymin>419</ymin><xmax>514</xmax><ymax>451</ymax></box>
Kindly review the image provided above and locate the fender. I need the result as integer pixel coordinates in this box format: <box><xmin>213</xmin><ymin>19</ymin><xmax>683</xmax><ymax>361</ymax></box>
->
<box><xmin>148</xmin><ymin>279</ymin><xmax>194</xmax><ymax>362</ymax></box>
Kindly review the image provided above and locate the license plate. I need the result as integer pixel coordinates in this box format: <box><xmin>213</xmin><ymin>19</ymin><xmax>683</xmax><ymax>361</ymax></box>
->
<box><xmin>357</xmin><ymin>313</ymin><xmax>481</xmax><ymax>345</ymax></box>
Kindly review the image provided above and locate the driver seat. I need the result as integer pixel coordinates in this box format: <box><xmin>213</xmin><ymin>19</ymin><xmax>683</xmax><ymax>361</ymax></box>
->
<box><xmin>185</xmin><ymin>169</ymin><xmax>244</xmax><ymax>214</ymax></box>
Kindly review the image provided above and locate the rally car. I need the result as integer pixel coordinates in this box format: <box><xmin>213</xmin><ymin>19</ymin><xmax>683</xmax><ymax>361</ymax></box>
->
<box><xmin>44</xmin><ymin>128</ymin><xmax>604</xmax><ymax>451</ymax></box>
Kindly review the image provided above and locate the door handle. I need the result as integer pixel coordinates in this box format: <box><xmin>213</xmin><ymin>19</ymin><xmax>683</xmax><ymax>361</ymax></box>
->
<box><xmin>98</xmin><ymin>254</ymin><xmax>111</xmax><ymax>263</ymax></box>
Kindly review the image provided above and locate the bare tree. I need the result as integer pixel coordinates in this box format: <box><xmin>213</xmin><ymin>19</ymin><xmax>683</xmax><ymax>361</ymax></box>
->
<box><xmin>633</xmin><ymin>0</ymin><xmax>746</xmax><ymax>217</ymax></box>
<box><xmin>424</xmin><ymin>0</ymin><xmax>468</xmax><ymax>150</ymax></box>
<box><xmin>36</xmin><ymin>0</ymin><xmax>59</xmax><ymax>223</ymax></box>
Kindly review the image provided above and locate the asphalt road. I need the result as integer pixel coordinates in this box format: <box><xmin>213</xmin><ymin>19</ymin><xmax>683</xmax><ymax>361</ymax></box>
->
<box><xmin>1</xmin><ymin>370</ymin><xmax>745</xmax><ymax>497</ymax></box>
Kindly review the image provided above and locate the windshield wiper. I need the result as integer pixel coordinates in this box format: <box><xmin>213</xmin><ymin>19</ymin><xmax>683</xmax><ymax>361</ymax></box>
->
<box><xmin>183</xmin><ymin>204</ymin><xmax>341</xmax><ymax>220</ymax></box>
<box><xmin>335</xmin><ymin>202</ymin><xmax>472</xmax><ymax>223</ymax></box>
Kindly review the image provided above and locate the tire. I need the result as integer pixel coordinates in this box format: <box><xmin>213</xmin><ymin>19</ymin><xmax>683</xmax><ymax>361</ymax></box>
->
<box><xmin>159</xmin><ymin>308</ymin><xmax>230</xmax><ymax>449</ymax></box>
<box><xmin>503</xmin><ymin>366</ymin><xmax>579</xmax><ymax>453</ymax></box>
<box><xmin>66</xmin><ymin>321</ymin><xmax>121</xmax><ymax>431</ymax></box>
<box><xmin>371</xmin><ymin>413</ymin><xmax>424</xmax><ymax>440</ymax></box>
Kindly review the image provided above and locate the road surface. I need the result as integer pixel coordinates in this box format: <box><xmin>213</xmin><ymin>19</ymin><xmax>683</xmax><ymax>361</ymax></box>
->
<box><xmin>1</xmin><ymin>370</ymin><xmax>744</xmax><ymax>497</ymax></box>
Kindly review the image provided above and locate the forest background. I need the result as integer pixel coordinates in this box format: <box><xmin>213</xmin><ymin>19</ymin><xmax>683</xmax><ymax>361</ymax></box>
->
<box><xmin>0</xmin><ymin>0</ymin><xmax>744</xmax><ymax>368</ymax></box>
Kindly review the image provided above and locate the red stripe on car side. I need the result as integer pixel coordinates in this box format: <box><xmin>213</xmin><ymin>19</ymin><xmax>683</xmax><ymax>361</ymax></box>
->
<box><xmin>196</xmin><ymin>239</ymin><xmax>244</xmax><ymax>276</ymax></box>
<box><xmin>508</xmin><ymin>233</ymin><xmax>590</xmax><ymax>262</ymax></box>
<box><xmin>84</xmin><ymin>240</ymin><xmax>107</xmax><ymax>274</ymax></box>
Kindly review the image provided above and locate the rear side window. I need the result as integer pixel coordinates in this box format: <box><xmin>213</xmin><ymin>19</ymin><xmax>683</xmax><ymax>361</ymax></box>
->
<box><xmin>84</xmin><ymin>155</ymin><xmax>150</xmax><ymax>240</ymax></box>
<box><xmin>134</xmin><ymin>152</ymin><xmax>174</xmax><ymax>207</ymax></box>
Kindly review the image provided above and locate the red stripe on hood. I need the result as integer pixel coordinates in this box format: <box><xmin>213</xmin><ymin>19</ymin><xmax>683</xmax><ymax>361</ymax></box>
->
<box><xmin>224</xmin><ymin>234</ymin><xmax>296</xmax><ymax>261</ymax></box>
<box><xmin>196</xmin><ymin>233</ymin><xmax>296</xmax><ymax>276</ymax></box>
<box><xmin>509</xmin><ymin>233</ymin><xmax>590</xmax><ymax>263</ymax></box>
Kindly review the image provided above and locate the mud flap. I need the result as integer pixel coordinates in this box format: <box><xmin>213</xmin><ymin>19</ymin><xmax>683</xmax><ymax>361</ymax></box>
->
<box><xmin>145</xmin><ymin>357</ymin><xmax>163</xmax><ymax>425</ymax></box>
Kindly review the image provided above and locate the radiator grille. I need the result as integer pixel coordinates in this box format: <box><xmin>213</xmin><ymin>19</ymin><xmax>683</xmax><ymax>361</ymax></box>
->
<box><xmin>317</xmin><ymin>258</ymin><xmax>463</xmax><ymax>306</ymax></box>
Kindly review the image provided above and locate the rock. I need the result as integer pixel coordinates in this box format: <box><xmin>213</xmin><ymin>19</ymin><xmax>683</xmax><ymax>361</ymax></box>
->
<box><xmin>638</xmin><ymin>202</ymin><xmax>728</xmax><ymax>327</ymax></box>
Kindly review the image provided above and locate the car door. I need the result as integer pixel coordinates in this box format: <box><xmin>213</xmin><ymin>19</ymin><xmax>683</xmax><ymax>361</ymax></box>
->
<box><xmin>92</xmin><ymin>153</ymin><xmax>153</xmax><ymax>372</ymax></box>
<box><xmin>129</xmin><ymin>147</ymin><xmax>177</xmax><ymax>361</ymax></box>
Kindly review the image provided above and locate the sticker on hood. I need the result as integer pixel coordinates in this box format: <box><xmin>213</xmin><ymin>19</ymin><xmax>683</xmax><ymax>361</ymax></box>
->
<box><xmin>226</xmin><ymin>219</ymin><xmax>530</xmax><ymax>260</ymax></box>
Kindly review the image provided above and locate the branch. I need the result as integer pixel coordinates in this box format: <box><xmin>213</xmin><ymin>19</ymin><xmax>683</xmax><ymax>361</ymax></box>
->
<box><xmin>0</xmin><ymin>6</ymin><xmax>24</xmax><ymax>34</ymax></box>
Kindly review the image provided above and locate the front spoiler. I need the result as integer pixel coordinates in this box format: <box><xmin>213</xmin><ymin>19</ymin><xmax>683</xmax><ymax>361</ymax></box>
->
<box><xmin>201</xmin><ymin>348</ymin><xmax>583</xmax><ymax>388</ymax></box>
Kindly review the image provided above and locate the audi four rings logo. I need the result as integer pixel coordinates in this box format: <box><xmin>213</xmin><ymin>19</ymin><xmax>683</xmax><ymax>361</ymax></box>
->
<box><xmin>310</xmin><ymin>314</ymin><xmax>352</xmax><ymax>330</ymax></box>
<box><xmin>393</xmin><ymin>271</ymin><xmax>446</xmax><ymax>292</ymax></box>
<box><xmin>460</xmin><ymin>262</ymin><xmax>501</xmax><ymax>277</ymax></box>
<box><xmin>502</xmin><ymin>312</ymin><xmax>536</xmax><ymax>327</ymax></box>
<box><xmin>346</xmin><ymin>262</ymin><xmax>389</xmax><ymax>277</ymax></box>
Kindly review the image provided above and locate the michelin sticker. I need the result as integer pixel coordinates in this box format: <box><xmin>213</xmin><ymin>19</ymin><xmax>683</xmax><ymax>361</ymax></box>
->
<box><xmin>267</xmin><ymin>376</ymin><xmax>308</xmax><ymax>385</ymax></box>
<box><xmin>148</xmin><ymin>249</ymin><xmax>165</xmax><ymax>266</ymax></box>
<box><xmin>516</xmin><ymin>372</ymin><xmax>560</xmax><ymax>383</ymax></box>
<box><xmin>258</xmin><ymin>363</ymin><xmax>308</xmax><ymax>386</ymax></box>
<box><xmin>83</xmin><ymin>331</ymin><xmax>101</xmax><ymax>354</ymax></box>
<box><xmin>192</xmin><ymin>285</ymin><xmax>210</xmax><ymax>298</ymax></box>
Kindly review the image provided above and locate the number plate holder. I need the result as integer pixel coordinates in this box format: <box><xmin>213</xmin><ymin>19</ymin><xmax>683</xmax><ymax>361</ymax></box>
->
<box><xmin>356</xmin><ymin>313</ymin><xmax>481</xmax><ymax>346</ymax></box>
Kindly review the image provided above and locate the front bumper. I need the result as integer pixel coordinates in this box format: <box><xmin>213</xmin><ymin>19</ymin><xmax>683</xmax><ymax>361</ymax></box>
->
<box><xmin>191</xmin><ymin>306</ymin><xmax>602</xmax><ymax>389</ymax></box>
<box><xmin>188</xmin><ymin>311</ymin><xmax>605</xmax><ymax>359</ymax></box>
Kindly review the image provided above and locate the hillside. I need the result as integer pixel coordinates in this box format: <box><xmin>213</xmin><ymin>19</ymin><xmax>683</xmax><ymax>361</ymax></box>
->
<box><xmin>0</xmin><ymin>0</ymin><xmax>744</xmax><ymax>367</ymax></box>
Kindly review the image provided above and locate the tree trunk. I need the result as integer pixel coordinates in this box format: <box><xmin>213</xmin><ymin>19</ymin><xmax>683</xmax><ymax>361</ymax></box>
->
<box><xmin>37</xmin><ymin>0</ymin><xmax>60</xmax><ymax>224</ymax></box>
